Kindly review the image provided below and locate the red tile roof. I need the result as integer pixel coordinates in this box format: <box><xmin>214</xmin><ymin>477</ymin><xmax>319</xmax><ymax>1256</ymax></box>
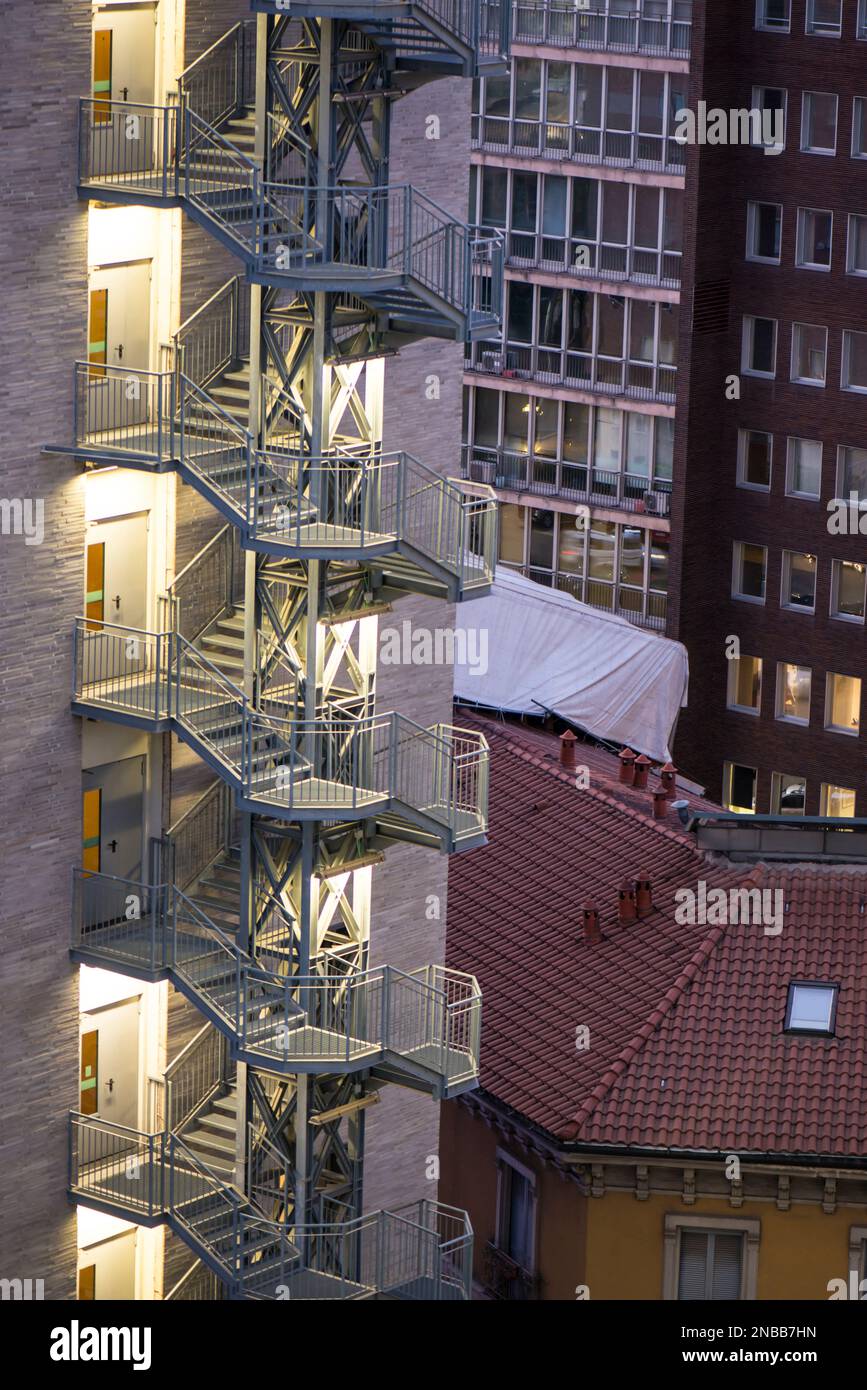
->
<box><xmin>447</xmin><ymin>712</ymin><xmax>867</xmax><ymax>1159</ymax></box>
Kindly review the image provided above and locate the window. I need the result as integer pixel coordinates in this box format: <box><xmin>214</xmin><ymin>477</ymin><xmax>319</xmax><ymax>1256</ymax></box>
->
<box><xmin>853</xmin><ymin>97</ymin><xmax>867</xmax><ymax>156</ymax></box>
<box><xmin>498</xmin><ymin>504</ymin><xmax>526</xmax><ymax>566</ymax></box>
<box><xmin>664</xmin><ymin>1216</ymin><xmax>759</xmax><ymax>1302</ymax></box>
<box><xmin>842</xmin><ymin>331</ymin><xmax>867</xmax><ymax>391</ymax></box>
<box><xmin>771</xmin><ymin>772</ymin><xmax>807</xmax><ymax>814</ymax></box>
<box><xmin>805</xmin><ymin>0</ymin><xmax>842</xmax><ymax>36</ymax></box>
<box><xmin>746</xmin><ymin>202</ymin><xmax>782</xmax><ymax>262</ymax></box>
<box><xmin>831</xmin><ymin>559</ymin><xmax>867</xmax><ymax>620</ymax></box>
<box><xmin>821</xmin><ymin>783</ymin><xmax>857</xmax><ymax>817</ymax></box>
<box><xmin>786</xmin><ymin>437</ymin><xmax>822</xmax><ymax>498</ymax></box>
<box><xmin>752</xmin><ymin>87</ymin><xmax>787</xmax><ymax>150</ymax></box>
<box><xmin>825</xmin><ymin>672</ymin><xmax>861</xmax><ymax>734</ymax></box>
<box><xmin>837</xmin><ymin>446</ymin><xmax>867</xmax><ymax>503</ymax></box>
<box><xmin>781</xmin><ymin>551</ymin><xmax>817</xmax><ymax>610</ymax></box>
<box><xmin>742</xmin><ymin>316</ymin><xmax>777</xmax><ymax>377</ymax></box>
<box><xmin>733</xmin><ymin>542</ymin><xmax>767</xmax><ymax>601</ymax></box>
<box><xmin>496</xmin><ymin>1153</ymin><xmax>536</xmax><ymax>1272</ymax></box>
<box><xmin>791</xmin><ymin>323</ymin><xmax>827</xmax><ymax>385</ymax></box>
<box><xmin>795</xmin><ymin>208</ymin><xmax>832</xmax><ymax>269</ymax></box>
<box><xmin>727</xmin><ymin>655</ymin><xmax>763</xmax><ymax>714</ymax></box>
<box><xmin>859</xmin><ymin>0</ymin><xmax>867</xmax><ymax>40</ymax></box>
<box><xmin>776</xmin><ymin>663</ymin><xmax>811</xmax><ymax>723</ymax></box>
<box><xmin>756</xmin><ymin>0</ymin><xmax>790</xmax><ymax>31</ymax></box>
<box><xmin>784</xmin><ymin>982</ymin><xmax>838</xmax><ymax>1034</ymax></box>
<box><xmin>847</xmin><ymin>214</ymin><xmax>867</xmax><ymax>275</ymax></box>
<box><xmin>724</xmin><ymin>763</ymin><xmax>757</xmax><ymax>814</ymax></box>
<box><xmin>801</xmin><ymin>92</ymin><xmax>838</xmax><ymax>153</ymax></box>
<box><xmin>738</xmin><ymin>430</ymin><xmax>772</xmax><ymax>490</ymax></box>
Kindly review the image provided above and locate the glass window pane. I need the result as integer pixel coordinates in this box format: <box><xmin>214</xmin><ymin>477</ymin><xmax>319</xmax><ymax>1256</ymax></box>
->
<box><xmin>481</xmin><ymin>168</ymin><xmax>507</xmax><ymax>227</ymax></box>
<box><xmin>588</xmin><ymin>519</ymin><xmax>616</xmax><ymax>580</ymax></box>
<box><xmin>511</xmin><ymin>172</ymin><xmax>538</xmax><ymax>232</ymax></box>
<box><xmin>788</xmin><ymin>438</ymin><xmax>822</xmax><ymax>496</ymax></box>
<box><xmin>514</xmin><ymin>60</ymin><xmax>542</xmax><ymax>120</ymax></box>
<box><xmin>563</xmin><ymin>404</ymin><xmax>590</xmax><ymax>464</ymax></box>
<box><xmin>620</xmin><ymin>526</ymin><xmax>645</xmax><ymax>586</ymax></box>
<box><xmin>594</xmin><ymin>407</ymin><xmax>622</xmax><ymax>471</ymax></box>
<box><xmin>499</xmin><ymin>503</ymin><xmax>525</xmax><ymax>564</ymax></box>
<box><xmin>507</xmin><ymin>283</ymin><xmax>534</xmax><ymax>342</ymax></box>
<box><xmin>834</xmin><ymin>561</ymin><xmax>867</xmax><ymax>619</ymax></box>
<box><xmin>473</xmin><ymin>389</ymin><xmax>499</xmax><ymax>448</ymax></box>
<box><xmin>626</xmin><ymin>412</ymin><xmax>652</xmax><ymax>477</ymax></box>
<box><xmin>827</xmin><ymin>673</ymin><xmax>861</xmax><ymax>732</ymax></box>
<box><xmin>503</xmin><ymin>393</ymin><xmax>530</xmax><ymax>452</ymax></box>
<box><xmin>529</xmin><ymin>508</ymin><xmax>555</xmax><ymax>568</ymax></box>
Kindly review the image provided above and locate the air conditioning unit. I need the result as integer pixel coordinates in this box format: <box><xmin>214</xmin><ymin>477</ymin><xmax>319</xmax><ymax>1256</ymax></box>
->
<box><xmin>643</xmin><ymin>490</ymin><xmax>670</xmax><ymax>516</ymax></box>
<box><xmin>481</xmin><ymin>351</ymin><xmax>505</xmax><ymax>373</ymax></box>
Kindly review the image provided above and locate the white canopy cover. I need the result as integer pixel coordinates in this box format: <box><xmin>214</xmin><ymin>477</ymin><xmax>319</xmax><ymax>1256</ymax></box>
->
<box><xmin>454</xmin><ymin>568</ymin><xmax>689</xmax><ymax>763</ymax></box>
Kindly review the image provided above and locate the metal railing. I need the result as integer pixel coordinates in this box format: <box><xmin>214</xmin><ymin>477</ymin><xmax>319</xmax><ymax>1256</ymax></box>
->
<box><xmin>73</xmin><ymin>363</ymin><xmax>175</xmax><ymax>462</ymax></box>
<box><xmin>72</xmin><ymin>621</ymin><xmax>172</xmax><ymax>722</ymax></box>
<box><xmin>165</xmin><ymin>1262</ymin><xmax>226</xmax><ymax>1301</ymax></box>
<box><xmin>467</xmin><ymin>340</ymin><xmax>677</xmax><ymax>404</ymax></box>
<box><xmin>173</xmin><ymin>275</ymin><xmax>250</xmax><ymax>393</ymax></box>
<box><xmin>471</xmin><ymin>114</ymin><xmax>687</xmax><ymax>172</ymax></box>
<box><xmin>165</xmin><ymin>1024</ymin><xmax>235</xmax><ymax>1136</ymax></box>
<box><xmin>503</xmin><ymin>565</ymin><xmax>667</xmax><ymax>630</ymax></box>
<box><xmin>178</xmin><ymin>20</ymin><xmax>256</xmax><ymax>132</ymax></box>
<box><xmin>79</xmin><ymin>99</ymin><xmax>178</xmax><ymax>196</ymax></box>
<box><xmin>512</xmin><ymin>1</ymin><xmax>692</xmax><ymax>56</ymax></box>
<box><xmin>495</xmin><ymin>227</ymin><xmax>681</xmax><ymax>289</ymax></box>
<box><xmin>163</xmin><ymin>779</ymin><xmax>234</xmax><ymax>894</ymax></box>
<box><xmin>462</xmin><ymin>444</ymin><xmax>672</xmax><ymax>516</ymax></box>
<box><xmin>162</xmin><ymin>524</ymin><xmax>240</xmax><ymax>645</ymax></box>
<box><xmin>71</xmin><ymin>1112</ymin><xmax>473</xmax><ymax>1299</ymax></box>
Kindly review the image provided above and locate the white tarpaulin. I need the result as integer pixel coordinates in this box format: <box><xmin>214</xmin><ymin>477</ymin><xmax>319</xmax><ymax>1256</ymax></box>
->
<box><xmin>454</xmin><ymin>568</ymin><xmax>689</xmax><ymax>764</ymax></box>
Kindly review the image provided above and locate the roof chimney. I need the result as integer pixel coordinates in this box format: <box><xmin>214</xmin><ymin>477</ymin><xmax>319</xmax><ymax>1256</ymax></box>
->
<box><xmin>583</xmin><ymin>905</ymin><xmax>601</xmax><ymax>943</ymax></box>
<box><xmin>560</xmin><ymin>730</ymin><xmax>578</xmax><ymax>769</ymax></box>
<box><xmin>660</xmin><ymin>762</ymin><xmax>678</xmax><ymax>799</ymax></box>
<box><xmin>672</xmin><ymin>799</ymin><xmax>691</xmax><ymax>828</ymax></box>
<box><xmin>633</xmin><ymin>753</ymin><xmax>651</xmax><ymax>790</ymax></box>
<box><xmin>619</xmin><ymin>880</ymin><xmax>637</xmax><ymax>923</ymax></box>
<box><xmin>635</xmin><ymin>874</ymin><xmax>653</xmax><ymax>918</ymax></box>
<box><xmin>652</xmin><ymin>789</ymin><xmax>669</xmax><ymax>820</ymax></box>
<box><xmin>618</xmin><ymin>748</ymin><xmax>636</xmax><ymax>785</ymax></box>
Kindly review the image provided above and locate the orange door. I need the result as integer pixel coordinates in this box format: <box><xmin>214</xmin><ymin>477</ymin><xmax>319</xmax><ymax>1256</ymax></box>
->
<box><xmin>78</xmin><ymin>1266</ymin><xmax>96</xmax><ymax>1300</ymax></box>
<box><xmin>88</xmin><ymin>288</ymin><xmax>108</xmax><ymax>380</ymax></box>
<box><xmin>82</xmin><ymin>787</ymin><xmax>102</xmax><ymax>875</ymax></box>
<box><xmin>93</xmin><ymin>30</ymin><xmax>112</xmax><ymax>124</ymax></box>
<box><xmin>80</xmin><ymin>1031</ymin><xmax>99</xmax><ymax>1116</ymax></box>
<box><xmin>85</xmin><ymin>541</ymin><xmax>105</xmax><ymax>629</ymax></box>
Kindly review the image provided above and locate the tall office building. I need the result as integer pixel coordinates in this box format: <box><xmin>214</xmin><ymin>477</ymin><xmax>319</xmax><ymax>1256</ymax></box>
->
<box><xmin>670</xmin><ymin>0</ymin><xmax>867</xmax><ymax>812</ymax></box>
<box><xmin>463</xmin><ymin>0</ymin><xmax>692</xmax><ymax>633</ymax></box>
<box><xmin>2</xmin><ymin>0</ymin><xmax>505</xmax><ymax>1300</ymax></box>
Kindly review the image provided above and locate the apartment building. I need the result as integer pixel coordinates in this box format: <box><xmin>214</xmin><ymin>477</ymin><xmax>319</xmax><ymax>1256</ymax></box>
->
<box><xmin>1</xmin><ymin>0</ymin><xmax>506</xmax><ymax>1300</ymax></box>
<box><xmin>670</xmin><ymin>0</ymin><xmax>867</xmax><ymax>811</ymax></box>
<box><xmin>462</xmin><ymin>0</ymin><xmax>692</xmax><ymax>632</ymax></box>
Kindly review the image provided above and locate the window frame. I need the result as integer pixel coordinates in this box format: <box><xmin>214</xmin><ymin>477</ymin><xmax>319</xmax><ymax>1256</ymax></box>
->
<box><xmin>732</xmin><ymin>540</ymin><xmax>768</xmax><ymax>604</ymax></box>
<box><xmin>737</xmin><ymin>429</ymin><xmax>773</xmax><ymax>492</ymax></box>
<box><xmin>755</xmin><ymin>0</ymin><xmax>791</xmax><ymax>33</ymax></box>
<box><xmin>746</xmin><ymin>201</ymin><xmax>783</xmax><ymax>265</ymax></box>
<box><xmin>790</xmin><ymin>322</ymin><xmax>828</xmax><ymax>386</ymax></box>
<box><xmin>494</xmin><ymin>1149</ymin><xmax>537</xmax><ymax>1275</ymax></box>
<box><xmin>821</xmin><ymin>783</ymin><xmax>857</xmax><ymax>817</ymax></box>
<box><xmin>663</xmin><ymin>1214</ymin><xmax>760</xmax><ymax>1302</ymax></box>
<box><xmin>726</xmin><ymin>654</ymin><xmax>763</xmax><ymax>716</ymax></box>
<box><xmin>795</xmin><ymin>207</ymin><xmax>833</xmax><ymax>271</ymax></box>
<box><xmin>824</xmin><ymin>671</ymin><xmax>862</xmax><ymax>736</ymax></box>
<box><xmin>780</xmin><ymin>550</ymin><xmax>817</xmax><ymax>613</ymax></box>
<box><xmin>841</xmin><ymin>329</ymin><xmax>867</xmax><ymax>393</ymax></box>
<box><xmin>771</xmin><ymin>770</ymin><xmax>808</xmax><ymax>815</ymax></box>
<box><xmin>775</xmin><ymin>661</ymin><xmax>812</xmax><ymax>724</ymax></box>
<box><xmin>785</xmin><ymin>436</ymin><xmax>823</xmax><ymax>500</ymax></box>
<box><xmin>784</xmin><ymin>981</ymin><xmax>839</xmax><ymax>1035</ymax></box>
<box><xmin>723</xmin><ymin>761</ymin><xmax>758</xmax><ymax>814</ymax></box>
<box><xmin>800</xmin><ymin>90</ymin><xmax>839</xmax><ymax>155</ymax></box>
<box><xmin>805</xmin><ymin>0</ymin><xmax>843</xmax><ymax>38</ymax></box>
<box><xmin>847</xmin><ymin>213</ymin><xmax>867</xmax><ymax>276</ymax></box>
<box><xmin>830</xmin><ymin>559</ymin><xmax>867</xmax><ymax>623</ymax></box>
<box><xmin>741</xmin><ymin>315</ymin><xmax>778</xmax><ymax>378</ymax></box>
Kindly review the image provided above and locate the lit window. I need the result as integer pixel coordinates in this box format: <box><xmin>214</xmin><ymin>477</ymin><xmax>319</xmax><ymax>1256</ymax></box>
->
<box><xmin>727</xmin><ymin>656</ymin><xmax>763</xmax><ymax>714</ymax></box>
<box><xmin>781</xmin><ymin>551</ymin><xmax>817</xmax><ymax>611</ymax></box>
<box><xmin>738</xmin><ymin>430</ymin><xmax>772</xmax><ymax>490</ymax></box>
<box><xmin>805</xmin><ymin>0</ymin><xmax>842</xmax><ymax>37</ymax></box>
<box><xmin>831</xmin><ymin>560</ymin><xmax>867</xmax><ymax>621</ymax></box>
<box><xmin>795</xmin><ymin>208</ymin><xmax>832</xmax><ymax>269</ymax></box>
<box><xmin>746</xmin><ymin>202</ymin><xmax>782</xmax><ymax>262</ymax></box>
<box><xmin>733</xmin><ymin>542</ymin><xmax>767</xmax><ymax>602</ymax></box>
<box><xmin>842</xmin><ymin>331</ymin><xmax>867</xmax><ymax>392</ymax></box>
<box><xmin>724</xmin><ymin>763</ymin><xmax>757</xmax><ymax>814</ymax></box>
<box><xmin>791</xmin><ymin>323</ymin><xmax>827</xmax><ymax>385</ymax></box>
<box><xmin>786</xmin><ymin>437</ymin><xmax>822</xmax><ymax>498</ymax></box>
<box><xmin>742</xmin><ymin>316</ymin><xmax>777</xmax><ymax>377</ymax></box>
<box><xmin>825</xmin><ymin>673</ymin><xmax>861</xmax><ymax>734</ymax></box>
<box><xmin>836</xmin><ymin>446</ymin><xmax>867</xmax><ymax>503</ymax></box>
<box><xmin>756</xmin><ymin>0</ymin><xmax>791</xmax><ymax>31</ymax></box>
<box><xmin>776</xmin><ymin>663</ymin><xmax>811</xmax><ymax>723</ymax></box>
<box><xmin>821</xmin><ymin>783</ymin><xmax>857</xmax><ymax>817</ymax></box>
<box><xmin>801</xmin><ymin>92</ymin><xmax>838</xmax><ymax>154</ymax></box>
<box><xmin>785</xmin><ymin>982</ymin><xmax>838</xmax><ymax>1034</ymax></box>
<box><xmin>847</xmin><ymin>214</ymin><xmax>867</xmax><ymax>275</ymax></box>
<box><xmin>771</xmin><ymin>772</ymin><xmax>807</xmax><ymax>815</ymax></box>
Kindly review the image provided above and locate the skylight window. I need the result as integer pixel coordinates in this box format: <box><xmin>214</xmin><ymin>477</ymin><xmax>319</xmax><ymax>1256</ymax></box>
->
<box><xmin>785</xmin><ymin>982</ymin><xmax>838</xmax><ymax>1034</ymax></box>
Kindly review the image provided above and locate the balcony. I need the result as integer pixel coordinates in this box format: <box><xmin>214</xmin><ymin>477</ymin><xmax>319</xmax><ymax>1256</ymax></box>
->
<box><xmin>71</xmin><ymin>624</ymin><xmax>489</xmax><ymax>850</ymax></box>
<box><xmin>512</xmin><ymin>1</ymin><xmax>692</xmax><ymax>58</ymax></box>
<box><xmin>70</xmin><ymin>1115</ymin><xmax>472</xmax><ymax>1299</ymax></box>
<box><xmin>499</xmin><ymin>227</ymin><xmax>682</xmax><ymax>291</ymax></box>
<box><xmin>78</xmin><ymin>102</ymin><xmax>502</xmax><ymax>341</ymax></box>
<box><xmin>72</xmin><ymin>870</ymin><xmax>480</xmax><ymax>1095</ymax></box>
<box><xmin>471</xmin><ymin>114</ymin><xmax>687</xmax><ymax>174</ymax></box>
<box><xmin>466</xmin><ymin>340</ymin><xmax>677</xmax><ymax>405</ymax></box>
<box><xmin>482</xmin><ymin>1241</ymin><xmax>541</xmax><ymax>1299</ymax></box>
<box><xmin>251</xmin><ymin>0</ymin><xmax>511</xmax><ymax>78</ymax></box>
<box><xmin>462</xmin><ymin>444</ymin><xmax>672</xmax><ymax>518</ymax></box>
